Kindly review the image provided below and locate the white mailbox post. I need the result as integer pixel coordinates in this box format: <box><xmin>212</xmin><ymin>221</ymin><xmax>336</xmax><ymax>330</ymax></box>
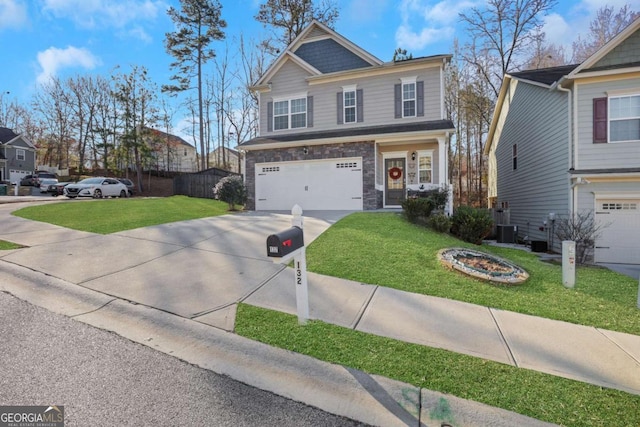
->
<box><xmin>562</xmin><ymin>240</ymin><xmax>576</xmax><ymax>288</ymax></box>
<box><xmin>266</xmin><ymin>205</ymin><xmax>309</xmax><ymax>324</ymax></box>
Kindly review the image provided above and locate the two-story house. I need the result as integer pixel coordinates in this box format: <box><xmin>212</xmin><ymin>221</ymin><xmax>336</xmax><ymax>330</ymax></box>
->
<box><xmin>0</xmin><ymin>127</ymin><xmax>36</xmax><ymax>183</ymax></box>
<box><xmin>239</xmin><ymin>20</ymin><xmax>454</xmax><ymax>212</ymax></box>
<box><xmin>143</xmin><ymin>127</ymin><xmax>198</xmax><ymax>173</ymax></box>
<box><xmin>485</xmin><ymin>17</ymin><xmax>640</xmax><ymax>264</ymax></box>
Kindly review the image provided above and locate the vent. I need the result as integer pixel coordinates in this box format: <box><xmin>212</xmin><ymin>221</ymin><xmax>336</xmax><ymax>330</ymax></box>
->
<box><xmin>262</xmin><ymin>166</ymin><xmax>280</xmax><ymax>173</ymax></box>
<box><xmin>336</xmin><ymin>162</ymin><xmax>358</xmax><ymax>169</ymax></box>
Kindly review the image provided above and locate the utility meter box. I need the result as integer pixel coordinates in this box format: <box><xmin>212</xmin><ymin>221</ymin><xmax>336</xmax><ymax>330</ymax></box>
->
<box><xmin>266</xmin><ymin>226</ymin><xmax>304</xmax><ymax>258</ymax></box>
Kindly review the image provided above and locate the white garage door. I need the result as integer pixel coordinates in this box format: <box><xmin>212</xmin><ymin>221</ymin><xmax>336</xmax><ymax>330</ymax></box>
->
<box><xmin>255</xmin><ymin>158</ymin><xmax>363</xmax><ymax>211</ymax></box>
<box><xmin>595</xmin><ymin>199</ymin><xmax>640</xmax><ymax>264</ymax></box>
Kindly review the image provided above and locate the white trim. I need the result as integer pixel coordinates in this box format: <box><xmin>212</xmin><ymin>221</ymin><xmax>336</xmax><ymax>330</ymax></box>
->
<box><xmin>593</xmin><ymin>192</ymin><xmax>640</xmax><ymax>200</ymax></box>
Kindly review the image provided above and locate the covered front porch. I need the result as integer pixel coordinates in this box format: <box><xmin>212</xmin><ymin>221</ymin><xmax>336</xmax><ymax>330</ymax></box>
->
<box><xmin>376</xmin><ymin>136</ymin><xmax>452</xmax><ymax>214</ymax></box>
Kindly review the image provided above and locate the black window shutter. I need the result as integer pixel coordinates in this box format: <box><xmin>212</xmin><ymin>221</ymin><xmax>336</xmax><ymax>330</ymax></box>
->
<box><xmin>394</xmin><ymin>84</ymin><xmax>401</xmax><ymax>118</ymax></box>
<box><xmin>356</xmin><ymin>89</ymin><xmax>363</xmax><ymax>122</ymax></box>
<box><xmin>267</xmin><ymin>101</ymin><xmax>273</xmax><ymax>132</ymax></box>
<box><xmin>307</xmin><ymin>96</ymin><xmax>313</xmax><ymax>127</ymax></box>
<box><xmin>417</xmin><ymin>81</ymin><xmax>424</xmax><ymax>117</ymax></box>
<box><xmin>593</xmin><ymin>97</ymin><xmax>607</xmax><ymax>143</ymax></box>
<box><xmin>337</xmin><ymin>92</ymin><xmax>343</xmax><ymax>125</ymax></box>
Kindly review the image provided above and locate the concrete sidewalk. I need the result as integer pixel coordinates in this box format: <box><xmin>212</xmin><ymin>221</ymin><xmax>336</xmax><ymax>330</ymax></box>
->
<box><xmin>1</xmin><ymin>199</ymin><xmax>639</xmax><ymax>425</ymax></box>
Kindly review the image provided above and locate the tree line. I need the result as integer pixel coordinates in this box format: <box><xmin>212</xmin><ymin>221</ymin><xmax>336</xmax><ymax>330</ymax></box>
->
<box><xmin>0</xmin><ymin>0</ymin><xmax>636</xmax><ymax>205</ymax></box>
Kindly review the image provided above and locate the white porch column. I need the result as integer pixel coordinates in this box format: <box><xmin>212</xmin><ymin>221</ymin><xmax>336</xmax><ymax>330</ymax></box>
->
<box><xmin>437</xmin><ymin>136</ymin><xmax>452</xmax><ymax>215</ymax></box>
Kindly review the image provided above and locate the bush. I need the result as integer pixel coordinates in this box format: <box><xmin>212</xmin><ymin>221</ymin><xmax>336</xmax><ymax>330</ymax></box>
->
<box><xmin>401</xmin><ymin>197</ymin><xmax>435</xmax><ymax>222</ymax></box>
<box><xmin>451</xmin><ymin>206</ymin><xmax>494</xmax><ymax>245</ymax></box>
<box><xmin>427</xmin><ymin>213</ymin><xmax>451</xmax><ymax>233</ymax></box>
<box><xmin>554</xmin><ymin>210</ymin><xmax>608</xmax><ymax>264</ymax></box>
<box><xmin>213</xmin><ymin>176</ymin><xmax>247</xmax><ymax>210</ymax></box>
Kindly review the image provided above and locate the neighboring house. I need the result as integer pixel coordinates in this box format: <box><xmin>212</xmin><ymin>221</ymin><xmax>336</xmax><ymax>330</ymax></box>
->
<box><xmin>0</xmin><ymin>127</ymin><xmax>36</xmax><ymax>183</ymax></box>
<box><xmin>143</xmin><ymin>128</ymin><xmax>198</xmax><ymax>173</ymax></box>
<box><xmin>208</xmin><ymin>146</ymin><xmax>241</xmax><ymax>174</ymax></box>
<box><xmin>239</xmin><ymin>20</ymin><xmax>454</xmax><ymax>212</ymax></box>
<box><xmin>485</xmin><ymin>17</ymin><xmax>640</xmax><ymax>264</ymax></box>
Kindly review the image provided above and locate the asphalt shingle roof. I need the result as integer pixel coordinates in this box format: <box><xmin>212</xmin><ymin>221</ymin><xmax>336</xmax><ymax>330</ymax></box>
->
<box><xmin>510</xmin><ymin>64</ymin><xmax>579</xmax><ymax>86</ymax></box>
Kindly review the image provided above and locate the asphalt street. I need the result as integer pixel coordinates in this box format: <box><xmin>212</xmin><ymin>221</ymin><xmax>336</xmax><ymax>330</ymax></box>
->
<box><xmin>0</xmin><ymin>291</ymin><xmax>367</xmax><ymax>427</ymax></box>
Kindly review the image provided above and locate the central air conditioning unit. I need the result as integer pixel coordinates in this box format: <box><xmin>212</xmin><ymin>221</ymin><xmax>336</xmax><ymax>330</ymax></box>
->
<box><xmin>496</xmin><ymin>224</ymin><xmax>517</xmax><ymax>243</ymax></box>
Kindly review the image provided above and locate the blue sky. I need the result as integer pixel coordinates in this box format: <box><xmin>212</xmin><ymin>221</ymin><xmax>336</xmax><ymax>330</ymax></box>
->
<box><xmin>1</xmin><ymin>0</ymin><xmax>638</xmax><ymax>122</ymax></box>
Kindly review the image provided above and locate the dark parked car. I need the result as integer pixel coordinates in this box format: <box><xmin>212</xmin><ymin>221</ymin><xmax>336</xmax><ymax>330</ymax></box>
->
<box><xmin>20</xmin><ymin>172</ymin><xmax>57</xmax><ymax>186</ymax></box>
<box><xmin>117</xmin><ymin>178</ymin><xmax>135</xmax><ymax>196</ymax></box>
<box><xmin>47</xmin><ymin>182</ymin><xmax>70</xmax><ymax>197</ymax></box>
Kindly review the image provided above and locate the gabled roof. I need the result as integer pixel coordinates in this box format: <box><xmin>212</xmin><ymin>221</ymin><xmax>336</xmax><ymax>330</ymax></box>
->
<box><xmin>568</xmin><ymin>16</ymin><xmax>640</xmax><ymax>77</ymax></box>
<box><xmin>144</xmin><ymin>127</ymin><xmax>194</xmax><ymax>148</ymax></box>
<box><xmin>486</xmin><ymin>16</ymin><xmax>640</xmax><ymax>156</ymax></box>
<box><xmin>253</xmin><ymin>20</ymin><xmax>382</xmax><ymax>88</ymax></box>
<box><xmin>0</xmin><ymin>127</ymin><xmax>19</xmax><ymax>143</ymax></box>
<box><xmin>0</xmin><ymin>126</ymin><xmax>36</xmax><ymax>148</ymax></box>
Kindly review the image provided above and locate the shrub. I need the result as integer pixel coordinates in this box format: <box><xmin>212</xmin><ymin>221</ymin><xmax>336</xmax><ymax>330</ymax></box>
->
<box><xmin>451</xmin><ymin>206</ymin><xmax>494</xmax><ymax>245</ymax></box>
<box><xmin>554</xmin><ymin>210</ymin><xmax>609</xmax><ymax>264</ymax></box>
<box><xmin>401</xmin><ymin>197</ymin><xmax>435</xmax><ymax>222</ymax></box>
<box><xmin>213</xmin><ymin>175</ymin><xmax>247</xmax><ymax>211</ymax></box>
<box><xmin>427</xmin><ymin>213</ymin><xmax>452</xmax><ymax>233</ymax></box>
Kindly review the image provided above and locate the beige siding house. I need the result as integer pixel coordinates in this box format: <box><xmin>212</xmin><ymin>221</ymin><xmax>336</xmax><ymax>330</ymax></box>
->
<box><xmin>486</xmin><ymin>17</ymin><xmax>640</xmax><ymax>264</ymax></box>
<box><xmin>239</xmin><ymin>20</ymin><xmax>454</xmax><ymax>212</ymax></box>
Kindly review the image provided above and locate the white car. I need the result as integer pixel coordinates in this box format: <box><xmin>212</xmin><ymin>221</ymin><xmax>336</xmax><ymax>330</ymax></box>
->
<box><xmin>64</xmin><ymin>177</ymin><xmax>129</xmax><ymax>199</ymax></box>
<box><xmin>39</xmin><ymin>178</ymin><xmax>59</xmax><ymax>193</ymax></box>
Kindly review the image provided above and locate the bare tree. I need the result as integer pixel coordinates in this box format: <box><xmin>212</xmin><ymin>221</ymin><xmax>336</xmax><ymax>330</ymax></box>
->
<box><xmin>572</xmin><ymin>4</ymin><xmax>639</xmax><ymax>63</ymax></box>
<box><xmin>459</xmin><ymin>0</ymin><xmax>557</xmax><ymax>98</ymax></box>
<box><xmin>255</xmin><ymin>0</ymin><xmax>339</xmax><ymax>54</ymax></box>
<box><xmin>524</xmin><ymin>29</ymin><xmax>569</xmax><ymax>69</ymax></box>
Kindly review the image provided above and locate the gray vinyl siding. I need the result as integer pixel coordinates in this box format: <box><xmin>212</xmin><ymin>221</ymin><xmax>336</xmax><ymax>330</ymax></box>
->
<box><xmin>495</xmin><ymin>82</ymin><xmax>570</xmax><ymax>244</ymax></box>
<box><xmin>260</xmin><ymin>60</ymin><xmax>444</xmax><ymax>137</ymax></box>
<box><xmin>575</xmin><ymin>77</ymin><xmax>640</xmax><ymax>170</ymax></box>
<box><xmin>593</xmin><ymin>30</ymin><xmax>640</xmax><ymax>68</ymax></box>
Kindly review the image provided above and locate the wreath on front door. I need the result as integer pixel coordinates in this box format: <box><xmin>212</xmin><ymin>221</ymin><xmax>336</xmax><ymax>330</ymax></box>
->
<box><xmin>389</xmin><ymin>167</ymin><xmax>402</xmax><ymax>180</ymax></box>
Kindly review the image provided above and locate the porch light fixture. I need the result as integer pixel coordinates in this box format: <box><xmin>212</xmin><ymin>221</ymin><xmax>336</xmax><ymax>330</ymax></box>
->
<box><xmin>411</xmin><ymin>151</ymin><xmax>416</xmax><ymax>161</ymax></box>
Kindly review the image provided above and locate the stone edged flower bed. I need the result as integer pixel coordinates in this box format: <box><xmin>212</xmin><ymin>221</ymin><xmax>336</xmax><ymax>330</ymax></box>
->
<box><xmin>438</xmin><ymin>248</ymin><xmax>529</xmax><ymax>285</ymax></box>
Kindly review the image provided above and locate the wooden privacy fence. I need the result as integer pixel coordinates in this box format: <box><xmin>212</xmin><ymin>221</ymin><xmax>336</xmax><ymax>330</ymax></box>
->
<box><xmin>173</xmin><ymin>168</ymin><xmax>240</xmax><ymax>199</ymax></box>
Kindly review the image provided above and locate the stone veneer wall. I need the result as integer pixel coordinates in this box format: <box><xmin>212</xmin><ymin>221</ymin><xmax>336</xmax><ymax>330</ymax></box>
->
<box><xmin>244</xmin><ymin>141</ymin><xmax>378</xmax><ymax>210</ymax></box>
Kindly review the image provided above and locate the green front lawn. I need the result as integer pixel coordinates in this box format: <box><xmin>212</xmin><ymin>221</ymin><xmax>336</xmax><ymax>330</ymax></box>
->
<box><xmin>0</xmin><ymin>240</ymin><xmax>22</xmax><ymax>250</ymax></box>
<box><xmin>305</xmin><ymin>212</ymin><xmax>640</xmax><ymax>335</ymax></box>
<box><xmin>12</xmin><ymin>196</ymin><xmax>231</xmax><ymax>234</ymax></box>
<box><xmin>236</xmin><ymin>304</ymin><xmax>640</xmax><ymax>427</ymax></box>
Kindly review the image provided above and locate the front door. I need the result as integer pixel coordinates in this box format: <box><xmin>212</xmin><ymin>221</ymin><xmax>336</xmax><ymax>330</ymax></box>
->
<box><xmin>385</xmin><ymin>158</ymin><xmax>405</xmax><ymax>206</ymax></box>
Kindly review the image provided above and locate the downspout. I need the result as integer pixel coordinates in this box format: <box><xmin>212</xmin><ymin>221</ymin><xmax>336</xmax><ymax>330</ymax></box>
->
<box><xmin>554</xmin><ymin>78</ymin><xmax>574</xmax><ymax>214</ymax></box>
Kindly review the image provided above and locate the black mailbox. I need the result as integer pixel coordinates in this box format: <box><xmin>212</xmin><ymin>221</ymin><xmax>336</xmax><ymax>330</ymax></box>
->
<box><xmin>266</xmin><ymin>226</ymin><xmax>304</xmax><ymax>258</ymax></box>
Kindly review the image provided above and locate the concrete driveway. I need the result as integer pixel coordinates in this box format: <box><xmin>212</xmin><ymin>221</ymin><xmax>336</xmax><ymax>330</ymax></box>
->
<box><xmin>0</xmin><ymin>207</ymin><xmax>354</xmax><ymax>328</ymax></box>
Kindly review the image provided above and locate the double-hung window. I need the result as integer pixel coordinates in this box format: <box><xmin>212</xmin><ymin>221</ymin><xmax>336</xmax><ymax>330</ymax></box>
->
<box><xmin>344</xmin><ymin>90</ymin><xmax>356</xmax><ymax>123</ymax></box>
<box><xmin>402</xmin><ymin>78</ymin><xmax>416</xmax><ymax>118</ymax></box>
<box><xmin>16</xmin><ymin>149</ymin><xmax>25</xmax><ymax>161</ymax></box>
<box><xmin>609</xmin><ymin>94</ymin><xmax>640</xmax><ymax>142</ymax></box>
<box><xmin>418</xmin><ymin>150</ymin><xmax>433</xmax><ymax>184</ymax></box>
<box><xmin>273</xmin><ymin>97</ymin><xmax>307</xmax><ymax>130</ymax></box>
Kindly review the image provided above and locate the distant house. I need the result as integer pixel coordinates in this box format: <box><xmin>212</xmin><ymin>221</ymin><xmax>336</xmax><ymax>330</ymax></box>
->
<box><xmin>143</xmin><ymin>128</ymin><xmax>198</xmax><ymax>173</ymax></box>
<box><xmin>485</xmin><ymin>17</ymin><xmax>640</xmax><ymax>264</ymax></box>
<box><xmin>208</xmin><ymin>146</ymin><xmax>241</xmax><ymax>174</ymax></box>
<box><xmin>239</xmin><ymin>20</ymin><xmax>454</xmax><ymax>211</ymax></box>
<box><xmin>0</xmin><ymin>127</ymin><xmax>36</xmax><ymax>183</ymax></box>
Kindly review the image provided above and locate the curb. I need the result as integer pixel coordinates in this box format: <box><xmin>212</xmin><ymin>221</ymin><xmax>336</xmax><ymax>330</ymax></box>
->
<box><xmin>0</xmin><ymin>261</ymin><xmax>556</xmax><ymax>426</ymax></box>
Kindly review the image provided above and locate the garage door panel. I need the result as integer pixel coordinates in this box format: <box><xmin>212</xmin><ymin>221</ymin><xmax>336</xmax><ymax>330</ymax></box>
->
<box><xmin>595</xmin><ymin>199</ymin><xmax>640</xmax><ymax>264</ymax></box>
<box><xmin>255</xmin><ymin>158</ymin><xmax>363</xmax><ymax>211</ymax></box>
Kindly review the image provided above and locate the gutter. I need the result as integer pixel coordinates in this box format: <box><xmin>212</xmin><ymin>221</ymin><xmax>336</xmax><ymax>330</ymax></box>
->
<box><xmin>551</xmin><ymin>77</ymin><xmax>575</xmax><ymax>214</ymax></box>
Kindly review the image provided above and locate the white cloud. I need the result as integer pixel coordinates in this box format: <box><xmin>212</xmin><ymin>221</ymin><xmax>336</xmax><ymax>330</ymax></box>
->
<box><xmin>41</xmin><ymin>0</ymin><xmax>164</xmax><ymax>38</ymax></box>
<box><xmin>540</xmin><ymin>13</ymin><xmax>572</xmax><ymax>47</ymax></box>
<box><xmin>0</xmin><ymin>0</ymin><xmax>28</xmax><ymax>30</ymax></box>
<box><xmin>395</xmin><ymin>0</ymin><xmax>476</xmax><ymax>51</ymax></box>
<box><xmin>36</xmin><ymin>46</ymin><xmax>101</xmax><ymax>84</ymax></box>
